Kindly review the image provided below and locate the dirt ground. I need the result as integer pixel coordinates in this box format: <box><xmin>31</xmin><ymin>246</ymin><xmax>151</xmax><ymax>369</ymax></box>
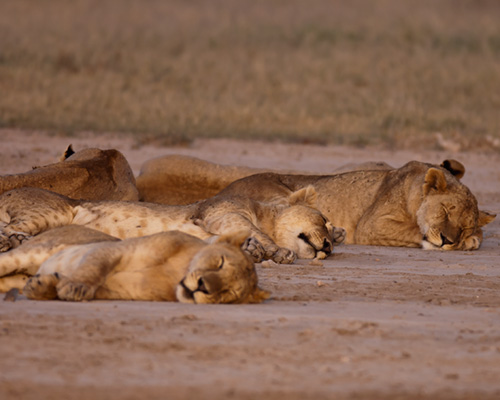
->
<box><xmin>1</xmin><ymin>129</ymin><xmax>499</xmax><ymax>400</ymax></box>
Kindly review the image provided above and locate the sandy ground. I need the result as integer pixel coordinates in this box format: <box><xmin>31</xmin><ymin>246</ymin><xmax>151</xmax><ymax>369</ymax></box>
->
<box><xmin>1</xmin><ymin>129</ymin><xmax>499</xmax><ymax>400</ymax></box>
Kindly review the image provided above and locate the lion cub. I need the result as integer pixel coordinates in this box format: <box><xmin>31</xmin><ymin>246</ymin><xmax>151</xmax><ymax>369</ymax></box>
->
<box><xmin>0</xmin><ymin>186</ymin><xmax>344</xmax><ymax>264</ymax></box>
<box><xmin>22</xmin><ymin>229</ymin><xmax>269</xmax><ymax>304</ymax></box>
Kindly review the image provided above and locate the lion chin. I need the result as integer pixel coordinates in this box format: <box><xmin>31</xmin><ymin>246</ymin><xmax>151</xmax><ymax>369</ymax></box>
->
<box><xmin>421</xmin><ymin>232</ymin><xmax>482</xmax><ymax>251</ymax></box>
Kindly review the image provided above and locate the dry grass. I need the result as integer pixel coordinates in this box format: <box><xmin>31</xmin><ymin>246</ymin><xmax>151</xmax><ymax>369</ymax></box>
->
<box><xmin>1</xmin><ymin>0</ymin><xmax>500</xmax><ymax>148</ymax></box>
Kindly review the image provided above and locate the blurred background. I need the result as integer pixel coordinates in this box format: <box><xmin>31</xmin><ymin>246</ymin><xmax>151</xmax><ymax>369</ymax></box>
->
<box><xmin>1</xmin><ymin>0</ymin><xmax>499</xmax><ymax>149</ymax></box>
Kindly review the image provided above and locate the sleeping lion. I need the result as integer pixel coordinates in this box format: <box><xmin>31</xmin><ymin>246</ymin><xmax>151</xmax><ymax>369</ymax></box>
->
<box><xmin>1</xmin><ymin>147</ymin><xmax>138</xmax><ymax>201</ymax></box>
<box><xmin>0</xmin><ymin>186</ymin><xmax>344</xmax><ymax>264</ymax></box>
<box><xmin>137</xmin><ymin>157</ymin><xmax>495</xmax><ymax>250</ymax></box>
<box><xmin>17</xmin><ymin>227</ymin><xmax>269</xmax><ymax>304</ymax></box>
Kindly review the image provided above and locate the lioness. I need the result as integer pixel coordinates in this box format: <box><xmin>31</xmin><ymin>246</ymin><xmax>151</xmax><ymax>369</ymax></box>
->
<box><xmin>136</xmin><ymin>154</ymin><xmax>393</xmax><ymax>205</ymax></box>
<box><xmin>0</xmin><ymin>147</ymin><xmax>138</xmax><ymax>201</ymax></box>
<box><xmin>216</xmin><ymin>160</ymin><xmax>495</xmax><ymax>250</ymax></box>
<box><xmin>21</xmin><ymin>229</ymin><xmax>269</xmax><ymax>304</ymax></box>
<box><xmin>137</xmin><ymin>156</ymin><xmax>494</xmax><ymax>250</ymax></box>
<box><xmin>0</xmin><ymin>186</ymin><xmax>343</xmax><ymax>263</ymax></box>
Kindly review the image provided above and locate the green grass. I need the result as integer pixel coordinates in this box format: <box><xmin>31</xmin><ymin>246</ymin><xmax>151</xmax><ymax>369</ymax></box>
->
<box><xmin>1</xmin><ymin>0</ymin><xmax>500</xmax><ymax>148</ymax></box>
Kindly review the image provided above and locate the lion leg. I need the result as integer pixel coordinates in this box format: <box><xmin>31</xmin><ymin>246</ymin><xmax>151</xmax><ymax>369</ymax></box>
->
<box><xmin>0</xmin><ymin>226</ymin><xmax>120</xmax><ymax>292</ymax></box>
<box><xmin>244</xmin><ymin>232</ymin><xmax>296</xmax><ymax>264</ymax></box>
<box><xmin>240</xmin><ymin>237</ymin><xmax>266</xmax><ymax>262</ymax></box>
<box><xmin>0</xmin><ymin>274</ymin><xmax>30</xmax><ymax>292</ymax></box>
<box><xmin>0</xmin><ymin>231</ymin><xmax>32</xmax><ymax>252</ymax></box>
<box><xmin>24</xmin><ymin>273</ymin><xmax>61</xmax><ymax>300</ymax></box>
<box><xmin>205</xmin><ymin>213</ymin><xmax>296</xmax><ymax>264</ymax></box>
<box><xmin>56</xmin><ymin>276</ymin><xmax>97</xmax><ymax>302</ymax></box>
<box><xmin>41</xmin><ymin>244</ymin><xmax>123</xmax><ymax>301</ymax></box>
<box><xmin>0</xmin><ymin>242</ymin><xmax>67</xmax><ymax>282</ymax></box>
<box><xmin>332</xmin><ymin>227</ymin><xmax>346</xmax><ymax>246</ymax></box>
<box><xmin>271</xmin><ymin>247</ymin><xmax>297</xmax><ymax>264</ymax></box>
<box><xmin>355</xmin><ymin>213</ymin><xmax>423</xmax><ymax>247</ymax></box>
<box><xmin>0</xmin><ymin>188</ymin><xmax>77</xmax><ymax>252</ymax></box>
<box><xmin>460</xmin><ymin>232</ymin><xmax>482</xmax><ymax>251</ymax></box>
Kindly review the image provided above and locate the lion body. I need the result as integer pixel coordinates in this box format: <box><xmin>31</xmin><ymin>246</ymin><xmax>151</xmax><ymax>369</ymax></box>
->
<box><xmin>0</xmin><ymin>148</ymin><xmax>138</xmax><ymax>201</ymax></box>
<box><xmin>0</xmin><ymin>186</ymin><xmax>342</xmax><ymax>265</ymax></box>
<box><xmin>136</xmin><ymin>155</ymin><xmax>494</xmax><ymax>250</ymax></box>
<box><xmin>136</xmin><ymin>154</ymin><xmax>393</xmax><ymax>205</ymax></box>
<box><xmin>217</xmin><ymin>161</ymin><xmax>495</xmax><ymax>250</ymax></box>
<box><xmin>136</xmin><ymin>155</ymin><xmax>269</xmax><ymax>204</ymax></box>
<box><xmin>20</xmin><ymin>229</ymin><xmax>268</xmax><ymax>304</ymax></box>
<box><xmin>0</xmin><ymin>226</ymin><xmax>120</xmax><ymax>292</ymax></box>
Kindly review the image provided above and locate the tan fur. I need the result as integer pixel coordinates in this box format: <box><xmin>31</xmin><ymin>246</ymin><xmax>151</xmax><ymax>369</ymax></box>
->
<box><xmin>141</xmin><ymin>157</ymin><xmax>494</xmax><ymax>250</ymax></box>
<box><xmin>0</xmin><ymin>186</ymin><xmax>343</xmax><ymax>265</ymax></box>
<box><xmin>136</xmin><ymin>155</ymin><xmax>273</xmax><ymax>204</ymax></box>
<box><xmin>0</xmin><ymin>226</ymin><xmax>119</xmax><ymax>292</ymax></box>
<box><xmin>22</xmin><ymin>230</ymin><xmax>269</xmax><ymax>304</ymax></box>
<box><xmin>0</xmin><ymin>147</ymin><xmax>138</xmax><ymax>201</ymax></box>
<box><xmin>216</xmin><ymin>160</ymin><xmax>495</xmax><ymax>250</ymax></box>
<box><xmin>136</xmin><ymin>155</ymin><xmax>394</xmax><ymax>205</ymax></box>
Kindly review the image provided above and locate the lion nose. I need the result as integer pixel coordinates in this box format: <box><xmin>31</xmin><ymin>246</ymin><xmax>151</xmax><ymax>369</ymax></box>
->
<box><xmin>196</xmin><ymin>277</ymin><xmax>209</xmax><ymax>294</ymax></box>
<box><xmin>322</xmin><ymin>239</ymin><xmax>332</xmax><ymax>253</ymax></box>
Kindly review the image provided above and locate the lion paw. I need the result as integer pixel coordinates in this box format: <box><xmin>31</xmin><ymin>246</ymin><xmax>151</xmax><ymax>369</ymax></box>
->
<box><xmin>462</xmin><ymin>235</ymin><xmax>481</xmax><ymax>251</ymax></box>
<box><xmin>332</xmin><ymin>227</ymin><xmax>346</xmax><ymax>246</ymax></box>
<box><xmin>241</xmin><ymin>237</ymin><xmax>266</xmax><ymax>262</ymax></box>
<box><xmin>24</xmin><ymin>273</ymin><xmax>60</xmax><ymax>300</ymax></box>
<box><xmin>271</xmin><ymin>248</ymin><xmax>297</xmax><ymax>264</ymax></box>
<box><xmin>0</xmin><ymin>231</ymin><xmax>32</xmax><ymax>252</ymax></box>
<box><xmin>56</xmin><ymin>279</ymin><xmax>95</xmax><ymax>302</ymax></box>
<box><xmin>0</xmin><ymin>233</ymin><xmax>10</xmax><ymax>252</ymax></box>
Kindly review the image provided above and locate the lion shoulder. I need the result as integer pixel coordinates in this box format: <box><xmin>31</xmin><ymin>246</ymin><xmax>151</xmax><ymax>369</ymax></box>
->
<box><xmin>0</xmin><ymin>147</ymin><xmax>138</xmax><ymax>201</ymax></box>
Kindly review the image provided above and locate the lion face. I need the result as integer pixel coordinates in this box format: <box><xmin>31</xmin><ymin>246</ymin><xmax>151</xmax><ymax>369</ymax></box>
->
<box><xmin>273</xmin><ymin>205</ymin><xmax>342</xmax><ymax>259</ymax></box>
<box><xmin>176</xmin><ymin>231</ymin><xmax>269</xmax><ymax>304</ymax></box>
<box><xmin>417</xmin><ymin>194</ymin><xmax>479</xmax><ymax>250</ymax></box>
<box><xmin>417</xmin><ymin>168</ymin><xmax>495</xmax><ymax>251</ymax></box>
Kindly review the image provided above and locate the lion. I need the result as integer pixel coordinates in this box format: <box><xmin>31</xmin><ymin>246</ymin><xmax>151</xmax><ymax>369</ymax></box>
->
<box><xmin>0</xmin><ymin>225</ymin><xmax>120</xmax><ymax>292</ymax></box>
<box><xmin>136</xmin><ymin>154</ymin><xmax>393</xmax><ymax>205</ymax></box>
<box><xmin>216</xmin><ymin>160</ymin><xmax>495</xmax><ymax>250</ymax></box>
<box><xmin>137</xmin><ymin>156</ymin><xmax>494</xmax><ymax>250</ymax></box>
<box><xmin>0</xmin><ymin>147</ymin><xmax>138</xmax><ymax>201</ymax></box>
<box><xmin>0</xmin><ymin>185</ymin><xmax>343</xmax><ymax>264</ymax></box>
<box><xmin>19</xmin><ymin>229</ymin><xmax>269</xmax><ymax>304</ymax></box>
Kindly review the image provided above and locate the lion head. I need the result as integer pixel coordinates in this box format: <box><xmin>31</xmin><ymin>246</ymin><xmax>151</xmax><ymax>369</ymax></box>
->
<box><xmin>176</xmin><ymin>231</ymin><xmax>270</xmax><ymax>304</ymax></box>
<box><xmin>273</xmin><ymin>186</ymin><xmax>345</xmax><ymax>259</ymax></box>
<box><xmin>417</xmin><ymin>165</ymin><xmax>496</xmax><ymax>250</ymax></box>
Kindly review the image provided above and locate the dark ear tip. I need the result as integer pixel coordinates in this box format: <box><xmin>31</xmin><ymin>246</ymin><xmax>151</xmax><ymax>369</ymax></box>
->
<box><xmin>440</xmin><ymin>159</ymin><xmax>465</xmax><ymax>179</ymax></box>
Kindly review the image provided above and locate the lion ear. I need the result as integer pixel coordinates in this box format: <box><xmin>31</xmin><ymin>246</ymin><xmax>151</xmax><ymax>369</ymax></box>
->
<box><xmin>215</xmin><ymin>230</ymin><xmax>250</xmax><ymax>248</ymax></box>
<box><xmin>440</xmin><ymin>159</ymin><xmax>465</xmax><ymax>180</ymax></box>
<box><xmin>478</xmin><ymin>210</ymin><xmax>496</xmax><ymax>227</ymax></box>
<box><xmin>288</xmin><ymin>185</ymin><xmax>317</xmax><ymax>207</ymax></box>
<box><xmin>59</xmin><ymin>144</ymin><xmax>75</xmax><ymax>161</ymax></box>
<box><xmin>245</xmin><ymin>287</ymin><xmax>271</xmax><ymax>303</ymax></box>
<box><xmin>423</xmin><ymin>168</ymin><xmax>447</xmax><ymax>195</ymax></box>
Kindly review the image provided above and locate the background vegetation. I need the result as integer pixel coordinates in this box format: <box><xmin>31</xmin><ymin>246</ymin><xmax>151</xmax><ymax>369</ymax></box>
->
<box><xmin>1</xmin><ymin>0</ymin><xmax>499</xmax><ymax>148</ymax></box>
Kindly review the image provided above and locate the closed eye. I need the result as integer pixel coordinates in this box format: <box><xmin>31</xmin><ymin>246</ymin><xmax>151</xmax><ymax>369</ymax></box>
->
<box><xmin>442</xmin><ymin>207</ymin><xmax>449</xmax><ymax>219</ymax></box>
<box><xmin>443</xmin><ymin>204</ymin><xmax>457</xmax><ymax>218</ymax></box>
